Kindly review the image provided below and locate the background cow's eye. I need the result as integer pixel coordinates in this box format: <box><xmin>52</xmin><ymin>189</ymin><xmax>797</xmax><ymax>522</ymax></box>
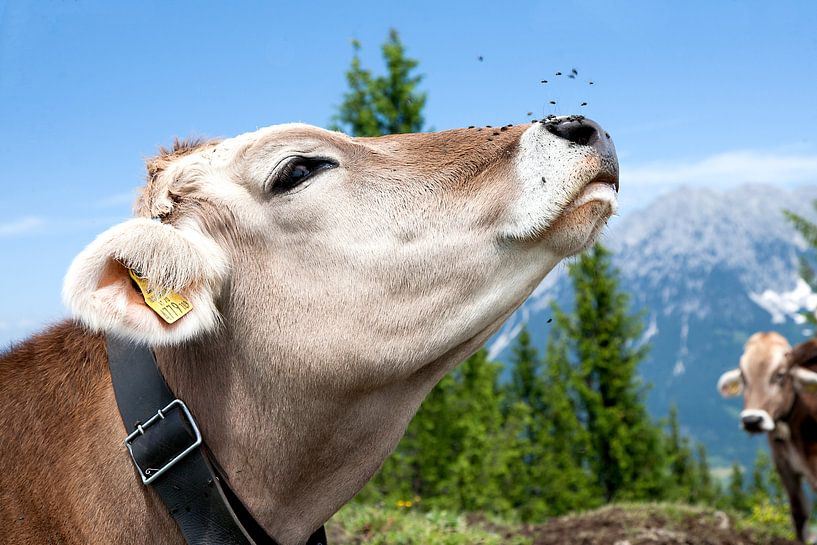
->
<box><xmin>772</xmin><ymin>370</ymin><xmax>787</xmax><ymax>383</ymax></box>
<box><xmin>271</xmin><ymin>157</ymin><xmax>335</xmax><ymax>193</ymax></box>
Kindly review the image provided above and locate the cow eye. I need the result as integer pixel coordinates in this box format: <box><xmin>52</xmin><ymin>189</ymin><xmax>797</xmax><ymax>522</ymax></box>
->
<box><xmin>270</xmin><ymin>157</ymin><xmax>335</xmax><ymax>193</ymax></box>
<box><xmin>772</xmin><ymin>370</ymin><xmax>787</xmax><ymax>383</ymax></box>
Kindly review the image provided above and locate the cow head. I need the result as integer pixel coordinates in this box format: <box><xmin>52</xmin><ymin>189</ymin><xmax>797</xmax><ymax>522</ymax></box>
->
<box><xmin>62</xmin><ymin>120</ymin><xmax>618</xmax><ymax>543</ymax></box>
<box><xmin>718</xmin><ymin>332</ymin><xmax>817</xmax><ymax>434</ymax></box>
<box><xmin>63</xmin><ymin>120</ymin><xmax>617</xmax><ymax>361</ymax></box>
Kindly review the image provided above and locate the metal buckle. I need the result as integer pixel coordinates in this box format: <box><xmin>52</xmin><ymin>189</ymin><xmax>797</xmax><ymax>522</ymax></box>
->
<box><xmin>124</xmin><ymin>399</ymin><xmax>203</xmax><ymax>485</ymax></box>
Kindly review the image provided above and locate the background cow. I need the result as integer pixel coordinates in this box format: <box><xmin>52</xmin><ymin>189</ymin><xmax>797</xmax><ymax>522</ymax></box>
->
<box><xmin>0</xmin><ymin>120</ymin><xmax>618</xmax><ymax>545</ymax></box>
<box><xmin>718</xmin><ymin>333</ymin><xmax>817</xmax><ymax>542</ymax></box>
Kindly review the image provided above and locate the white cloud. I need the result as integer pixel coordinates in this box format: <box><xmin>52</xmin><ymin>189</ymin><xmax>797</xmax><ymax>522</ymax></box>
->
<box><xmin>0</xmin><ymin>216</ymin><xmax>45</xmax><ymax>237</ymax></box>
<box><xmin>623</xmin><ymin>149</ymin><xmax>817</xmax><ymax>188</ymax></box>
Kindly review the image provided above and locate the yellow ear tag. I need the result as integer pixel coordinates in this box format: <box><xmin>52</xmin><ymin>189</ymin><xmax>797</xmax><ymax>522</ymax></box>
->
<box><xmin>802</xmin><ymin>382</ymin><xmax>817</xmax><ymax>395</ymax></box>
<box><xmin>725</xmin><ymin>382</ymin><xmax>741</xmax><ymax>396</ymax></box>
<box><xmin>128</xmin><ymin>269</ymin><xmax>193</xmax><ymax>324</ymax></box>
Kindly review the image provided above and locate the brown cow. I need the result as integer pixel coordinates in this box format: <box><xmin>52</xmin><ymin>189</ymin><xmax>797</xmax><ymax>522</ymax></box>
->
<box><xmin>718</xmin><ymin>333</ymin><xmax>817</xmax><ymax>542</ymax></box>
<box><xmin>1</xmin><ymin>120</ymin><xmax>618</xmax><ymax>545</ymax></box>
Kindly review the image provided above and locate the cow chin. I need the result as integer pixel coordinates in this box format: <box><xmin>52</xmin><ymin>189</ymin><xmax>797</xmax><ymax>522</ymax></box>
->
<box><xmin>543</xmin><ymin>198</ymin><xmax>615</xmax><ymax>257</ymax></box>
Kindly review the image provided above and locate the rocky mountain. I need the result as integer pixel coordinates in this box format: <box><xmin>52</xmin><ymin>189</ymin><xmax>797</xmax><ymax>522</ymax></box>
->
<box><xmin>490</xmin><ymin>184</ymin><xmax>817</xmax><ymax>467</ymax></box>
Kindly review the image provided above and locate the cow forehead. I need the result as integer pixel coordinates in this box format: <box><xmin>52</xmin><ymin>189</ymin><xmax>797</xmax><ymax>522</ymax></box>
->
<box><xmin>741</xmin><ymin>334</ymin><xmax>791</xmax><ymax>375</ymax></box>
<box><xmin>206</xmin><ymin>123</ymin><xmax>345</xmax><ymax>167</ymax></box>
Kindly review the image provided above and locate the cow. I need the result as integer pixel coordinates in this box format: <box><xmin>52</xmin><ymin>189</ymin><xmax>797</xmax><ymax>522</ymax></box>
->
<box><xmin>718</xmin><ymin>332</ymin><xmax>817</xmax><ymax>542</ymax></box>
<box><xmin>0</xmin><ymin>119</ymin><xmax>619</xmax><ymax>545</ymax></box>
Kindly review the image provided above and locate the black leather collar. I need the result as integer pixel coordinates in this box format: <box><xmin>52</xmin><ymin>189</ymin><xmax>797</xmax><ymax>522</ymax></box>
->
<box><xmin>106</xmin><ymin>335</ymin><xmax>327</xmax><ymax>545</ymax></box>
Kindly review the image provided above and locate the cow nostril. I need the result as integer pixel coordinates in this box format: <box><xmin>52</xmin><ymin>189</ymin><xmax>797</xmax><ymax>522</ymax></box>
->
<box><xmin>741</xmin><ymin>415</ymin><xmax>764</xmax><ymax>431</ymax></box>
<box><xmin>546</xmin><ymin>120</ymin><xmax>600</xmax><ymax>146</ymax></box>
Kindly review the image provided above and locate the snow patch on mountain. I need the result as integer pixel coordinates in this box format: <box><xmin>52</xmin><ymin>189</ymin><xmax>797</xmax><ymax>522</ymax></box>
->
<box><xmin>750</xmin><ymin>278</ymin><xmax>817</xmax><ymax>324</ymax></box>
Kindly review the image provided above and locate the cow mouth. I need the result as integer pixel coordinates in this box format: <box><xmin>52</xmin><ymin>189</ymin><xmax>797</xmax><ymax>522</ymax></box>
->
<box><xmin>563</xmin><ymin>172</ymin><xmax>619</xmax><ymax>215</ymax></box>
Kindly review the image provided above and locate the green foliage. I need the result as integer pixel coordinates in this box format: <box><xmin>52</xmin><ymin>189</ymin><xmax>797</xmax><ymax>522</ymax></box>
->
<box><xmin>691</xmin><ymin>443</ymin><xmax>720</xmax><ymax>505</ymax></box>
<box><xmin>727</xmin><ymin>462</ymin><xmax>750</xmax><ymax>512</ymax></box>
<box><xmin>503</xmin><ymin>326</ymin><xmax>600</xmax><ymax>520</ymax></box>
<box><xmin>739</xmin><ymin>500</ymin><xmax>794</xmax><ymax>541</ymax></box>
<box><xmin>331</xmin><ymin>502</ymin><xmax>795</xmax><ymax>544</ymax></box>
<box><xmin>720</xmin><ymin>449</ymin><xmax>794</xmax><ymax>539</ymax></box>
<box><xmin>331</xmin><ymin>503</ymin><xmax>531</xmax><ymax>545</ymax></box>
<box><xmin>664</xmin><ymin>405</ymin><xmax>696</xmax><ymax>500</ymax></box>
<box><xmin>331</xmin><ymin>29</ymin><xmax>426</xmax><ymax>137</ymax></box>
<box><xmin>553</xmin><ymin>243</ymin><xmax>666</xmax><ymax>501</ymax></box>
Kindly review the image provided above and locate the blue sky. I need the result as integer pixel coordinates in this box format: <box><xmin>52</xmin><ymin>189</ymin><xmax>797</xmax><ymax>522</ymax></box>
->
<box><xmin>2</xmin><ymin>0</ymin><xmax>817</xmax><ymax>346</ymax></box>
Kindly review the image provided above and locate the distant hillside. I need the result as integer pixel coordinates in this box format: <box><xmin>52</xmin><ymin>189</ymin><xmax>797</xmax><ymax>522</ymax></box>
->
<box><xmin>490</xmin><ymin>184</ymin><xmax>817</xmax><ymax>467</ymax></box>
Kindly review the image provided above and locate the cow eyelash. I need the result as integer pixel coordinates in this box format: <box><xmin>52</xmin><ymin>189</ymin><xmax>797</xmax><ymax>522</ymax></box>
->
<box><xmin>268</xmin><ymin>156</ymin><xmax>336</xmax><ymax>193</ymax></box>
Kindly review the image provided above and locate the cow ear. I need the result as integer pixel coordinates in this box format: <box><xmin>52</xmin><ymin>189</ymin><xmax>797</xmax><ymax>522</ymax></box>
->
<box><xmin>717</xmin><ymin>369</ymin><xmax>743</xmax><ymax>398</ymax></box>
<box><xmin>792</xmin><ymin>367</ymin><xmax>817</xmax><ymax>395</ymax></box>
<box><xmin>62</xmin><ymin>218</ymin><xmax>228</xmax><ymax>345</ymax></box>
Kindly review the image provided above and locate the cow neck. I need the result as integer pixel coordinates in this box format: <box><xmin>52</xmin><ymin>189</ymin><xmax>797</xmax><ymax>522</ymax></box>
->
<box><xmin>105</xmin><ymin>335</ymin><xmax>327</xmax><ymax>545</ymax></box>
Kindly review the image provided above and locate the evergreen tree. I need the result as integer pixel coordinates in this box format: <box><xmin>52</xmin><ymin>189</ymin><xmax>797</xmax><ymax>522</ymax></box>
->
<box><xmin>749</xmin><ymin>449</ymin><xmax>771</xmax><ymax>501</ymax></box>
<box><xmin>502</xmin><ymin>327</ymin><xmax>543</xmax><ymax>516</ymax></box>
<box><xmin>332</xmin><ymin>29</ymin><xmax>426</xmax><ymax>137</ymax></box>
<box><xmin>553</xmin><ymin>243</ymin><xmax>666</xmax><ymax>502</ymax></box>
<box><xmin>748</xmin><ymin>448</ymin><xmax>786</xmax><ymax>506</ymax></box>
<box><xmin>665</xmin><ymin>405</ymin><xmax>695</xmax><ymax>500</ymax></box>
<box><xmin>443</xmin><ymin>350</ymin><xmax>511</xmax><ymax>513</ymax></box>
<box><xmin>692</xmin><ymin>442</ymin><xmax>719</xmax><ymax>505</ymax></box>
<box><xmin>534</xmin><ymin>326</ymin><xmax>600</xmax><ymax>516</ymax></box>
<box><xmin>507</xmin><ymin>328</ymin><xmax>545</xmax><ymax>415</ymax></box>
<box><xmin>728</xmin><ymin>462</ymin><xmax>750</xmax><ymax>512</ymax></box>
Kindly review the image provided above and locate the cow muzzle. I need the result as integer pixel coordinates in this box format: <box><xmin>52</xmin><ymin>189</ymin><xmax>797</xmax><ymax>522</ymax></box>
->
<box><xmin>740</xmin><ymin>409</ymin><xmax>775</xmax><ymax>433</ymax></box>
<box><xmin>543</xmin><ymin>117</ymin><xmax>617</xmax><ymax>184</ymax></box>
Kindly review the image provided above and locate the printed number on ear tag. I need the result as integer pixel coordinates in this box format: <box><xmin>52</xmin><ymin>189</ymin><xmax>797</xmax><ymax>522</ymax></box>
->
<box><xmin>725</xmin><ymin>382</ymin><xmax>741</xmax><ymax>396</ymax></box>
<box><xmin>128</xmin><ymin>269</ymin><xmax>193</xmax><ymax>324</ymax></box>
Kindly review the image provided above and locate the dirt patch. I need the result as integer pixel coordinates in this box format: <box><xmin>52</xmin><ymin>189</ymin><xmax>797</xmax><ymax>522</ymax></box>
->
<box><xmin>476</xmin><ymin>505</ymin><xmax>798</xmax><ymax>545</ymax></box>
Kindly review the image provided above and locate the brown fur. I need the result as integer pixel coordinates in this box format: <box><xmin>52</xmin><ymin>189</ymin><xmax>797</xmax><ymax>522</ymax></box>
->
<box><xmin>0</xmin><ymin>322</ymin><xmax>180</xmax><ymax>544</ymax></box>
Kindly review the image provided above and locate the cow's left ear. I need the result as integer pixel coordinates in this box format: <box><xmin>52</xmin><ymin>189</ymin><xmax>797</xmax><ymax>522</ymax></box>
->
<box><xmin>792</xmin><ymin>367</ymin><xmax>817</xmax><ymax>395</ymax></box>
<box><xmin>717</xmin><ymin>369</ymin><xmax>743</xmax><ymax>398</ymax></box>
<box><xmin>62</xmin><ymin>218</ymin><xmax>228</xmax><ymax>346</ymax></box>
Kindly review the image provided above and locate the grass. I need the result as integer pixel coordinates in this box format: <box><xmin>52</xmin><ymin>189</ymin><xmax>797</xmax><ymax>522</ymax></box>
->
<box><xmin>329</xmin><ymin>503</ymin><xmax>531</xmax><ymax>545</ymax></box>
<box><xmin>328</xmin><ymin>501</ymin><xmax>796</xmax><ymax>544</ymax></box>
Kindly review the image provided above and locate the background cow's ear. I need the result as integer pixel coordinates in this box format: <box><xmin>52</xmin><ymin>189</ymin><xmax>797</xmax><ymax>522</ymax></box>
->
<box><xmin>792</xmin><ymin>367</ymin><xmax>817</xmax><ymax>395</ymax></box>
<box><xmin>717</xmin><ymin>368</ymin><xmax>743</xmax><ymax>398</ymax></box>
<box><xmin>62</xmin><ymin>218</ymin><xmax>228</xmax><ymax>345</ymax></box>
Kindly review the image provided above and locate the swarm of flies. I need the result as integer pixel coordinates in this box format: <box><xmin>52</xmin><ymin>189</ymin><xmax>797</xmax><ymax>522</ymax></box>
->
<box><xmin>536</xmin><ymin>66</ymin><xmax>595</xmax><ymax>116</ymax></box>
<box><xmin>471</xmin><ymin>56</ymin><xmax>597</xmax><ymax>142</ymax></box>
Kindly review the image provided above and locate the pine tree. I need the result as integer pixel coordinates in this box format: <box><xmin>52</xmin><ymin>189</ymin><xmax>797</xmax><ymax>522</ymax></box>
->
<box><xmin>503</xmin><ymin>327</ymin><xmax>543</xmax><ymax>516</ymax></box>
<box><xmin>535</xmin><ymin>325</ymin><xmax>600</xmax><ymax>516</ymax></box>
<box><xmin>331</xmin><ymin>29</ymin><xmax>426</xmax><ymax>137</ymax></box>
<box><xmin>553</xmin><ymin>243</ymin><xmax>666</xmax><ymax>502</ymax></box>
<box><xmin>728</xmin><ymin>462</ymin><xmax>750</xmax><ymax>512</ymax></box>
<box><xmin>666</xmin><ymin>404</ymin><xmax>695</xmax><ymax>500</ymax></box>
<box><xmin>749</xmin><ymin>449</ymin><xmax>771</xmax><ymax>501</ymax></box>
<box><xmin>507</xmin><ymin>328</ymin><xmax>545</xmax><ymax>415</ymax></box>
<box><xmin>692</xmin><ymin>442</ymin><xmax>719</xmax><ymax>505</ymax></box>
